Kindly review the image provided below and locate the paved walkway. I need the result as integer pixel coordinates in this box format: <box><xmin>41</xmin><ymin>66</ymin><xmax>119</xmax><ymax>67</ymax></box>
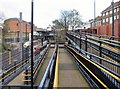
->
<box><xmin>8</xmin><ymin>71</ymin><xmax>24</xmax><ymax>85</ymax></box>
<box><xmin>58</xmin><ymin>48</ymin><xmax>90</xmax><ymax>87</ymax></box>
<box><xmin>35</xmin><ymin>48</ymin><xmax>54</xmax><ymax>85</ymax></box>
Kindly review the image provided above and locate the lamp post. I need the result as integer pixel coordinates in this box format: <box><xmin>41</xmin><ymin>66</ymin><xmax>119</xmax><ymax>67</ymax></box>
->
<box><xmin>31</xmin><ymin>0</ymin><xmax>34</xmax><ymax>89</ymax></box>
<box><xmin>94</xmin><ymin>0</ymin><xmax>96</xmax><ymax>27</ymax></box>
<box><xmin>26</xmin><ymin>23</ymin><xmax>28</xmax><ymax>41</ymax></box>
<box><xmin>19</xmin><ymin>12</ymin><xmax>23</xmax><ymax>64</ymax></box>
<box><xmin>111</xmin><ymin>0</ymin><xmax>114</xmax><ymax>39</ymax></box>
<box><xmin>13</xmin><ymin>59</ymin><xmax>17</xmax><ymax>73</ymax></box>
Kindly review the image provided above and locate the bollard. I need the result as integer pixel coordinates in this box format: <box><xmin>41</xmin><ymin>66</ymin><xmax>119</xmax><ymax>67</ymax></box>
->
<box><xmin>2</xmin><ymin>73</ymin><xmax>4</xmax><ymax>83</ymax></box>
<box><xmin>24</xmin><ymin>69</ymin><xmax>28</xmax><ymax>85</ymax></box>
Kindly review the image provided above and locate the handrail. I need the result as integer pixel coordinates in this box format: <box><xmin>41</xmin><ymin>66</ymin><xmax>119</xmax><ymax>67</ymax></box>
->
<box><xmin>66</xmin><ymin>32</ymin><xmax>120</xmax><ymax>63</ymax></box>
<box><xmin>39</xmin><ymin>44</ymin><xmax>58</xmax><ymax>88</ymax></box>
<box><xmin>1</xmin><ymin>85</ymin><xmax>38</xmax><ymax>89</ymax></box>
<box><xmin>67</xmin><ymin>32</ymin><xmax>120</xmax><ymax>48</ymax></box>
<box><xmin>66</xmin><ymin>44</ymin><xmax>120</xmax><ymax>88</ymax></box>
<box><xmin>66</xmin><ymin>46</ymin><xmax>108</xmax><ymax>89</ymax></box>
<box><xmin>53</xmin><ymin>47</ymin><xmax>59</xmax><ymax>88</ymax></box>
<box><xmin>22</xmin><ymin>45</ymin><xmax>49</xmax><ymax>84</ymax></box>
<box><xmin>66</xmin><ymin>39</ymin><xmax>120</xmax><ymax>76</ymax></box>
<box><xmin>66</xmin><ymin>45</ymin><xmax>120</xmax><ymax>82</ymax></box>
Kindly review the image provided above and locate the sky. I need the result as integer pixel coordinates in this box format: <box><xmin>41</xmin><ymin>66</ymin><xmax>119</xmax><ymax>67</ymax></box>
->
<box><xmin>0</xmin><ymin>0</ymin><xmax>119</xmax><ymax>28</ymax></box>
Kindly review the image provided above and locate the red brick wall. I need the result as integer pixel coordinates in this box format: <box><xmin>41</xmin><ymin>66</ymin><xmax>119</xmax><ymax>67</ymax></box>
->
<box><xmin>4</xmin><ymin>19</ymin><xmax>31</xmax><ymax>33</ymax></box>
<box><xmin>93</xmin><ymin>20</ymin><xmax>120</xmax><ymax>37</ymax></box>
<box><xmin>6</xmin><ymin>20</ymin><xmax>19</xmax><ymax>32</ymax></box>
<box><xmin>118</xmin><ymin>21</ymin><xmax>120</xmax><ymax>37</ymax></box>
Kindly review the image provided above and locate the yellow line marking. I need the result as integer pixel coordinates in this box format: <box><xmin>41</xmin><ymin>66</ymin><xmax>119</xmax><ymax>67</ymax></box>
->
<box><xmin>91</xmin><ymin>47</ymin><xmax>118</xmax><ymax>63</ymax></box>
<box><xmin>68</xmin><ymin>49</ymin><xmax>109</xmax><ymax>89</ymax></box>
<box><xmin>22</xmin><ymin>74</ymin><xmax>31</xmax><ymax>76</ymax></box>
<box><xmin>53</xmin><ymin>47</ymin><xmax>59</xmax><ymax>88</ymax></box>
<box><xmin>0</xmin><ymin>61</ymin><xmax>27</xmax><ymax>81</ymax></box>
<box><xmin>3</xmin><ymin>58</ymin><xmax>28</xmax><ymax>74</ymax></box>
<box><xmin>22</xmin><ymin>80</ymin><xmax>31</xmax><ymax>82</ymax></box>
<box><xmin>67</xmin><ymin>45</ymin><xmax>120</xmax><ymax>82</ymax></box>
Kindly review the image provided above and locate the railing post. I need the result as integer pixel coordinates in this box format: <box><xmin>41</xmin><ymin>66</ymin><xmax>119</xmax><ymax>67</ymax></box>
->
<box><xmin>79</xmin><ymin>35</ymin><xmax>81</xmax><ymax>50</ymax></box>
<box><xmin>14</xmin><ymin>61</ymin><xmax>16</xmax><ymax>73</ymax></box>
<box><xmin>90</xmin><ymin>55</ymin><xmax>92</xmax><ymax>59</ymax></box>
<box><xmin>2</xmin><ymin>73</ymin><xmax>4</xmax><ymax>83</ymax></box>
<box><xmin>25</xmin><ymin>69</ymin><xmax>28</xmax><ymax>85</ymax></box>
<box><xmin>85</xmin><ymin>36</ymin><xmax>87</xmax><ymax>55</ymax></box>
<box><xmin>99</xmin><ymin>41</ymin><xmax>102</xmax><ymax>64</ymax></box>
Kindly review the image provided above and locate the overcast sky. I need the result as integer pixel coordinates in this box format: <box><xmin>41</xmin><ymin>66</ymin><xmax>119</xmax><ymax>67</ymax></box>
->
<box><xmin>0</xmin><ymin>0</ymin><xmax>119</xmax><ymax>28</ymax></box>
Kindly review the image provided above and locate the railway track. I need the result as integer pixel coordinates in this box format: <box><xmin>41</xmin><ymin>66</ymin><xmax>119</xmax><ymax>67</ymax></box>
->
<box><xmin>0</xmin><ymin>45</ymin><xmax>48</xmax><ymax>85</ymax></box>
<box><xmin>7</xmin><ymin>44</ymin><xmax>54</xmax><ymax>86</ymax></box>
<box><xmin>66</xmin><ymin>33</ymin><xmax>120</xmax><ymax>78</ymax></box>
<box><xmin>67</xmin><ymin>32</ymin><xmax>120</xmax><ymax>63</ymax></box>
<box><xmin>65</xmin><ymin>44</ymin><xmax>120</xmax><ymax>88</ymax></box>
<box><xmin>1</xmin><ymin>43</ymin><xmax>120</xmax><ymax>89</ymax></box>
<box><xmin>22</xmin><ymin>44</ymin><xmax>51</xmax><ymax>85</ymax></box>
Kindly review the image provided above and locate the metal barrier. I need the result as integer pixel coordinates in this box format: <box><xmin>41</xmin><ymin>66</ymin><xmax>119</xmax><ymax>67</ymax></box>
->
<box><xmin>1</xmin><ymin>85</ymin><xmax>38</xmax><ymax>89</ymax></box>
<box><xmin>53</xmin><ymin>47</ymin><xmax>59</xmax><ymax>87</ymax></box>
<box><xmin>65</xmin><ymin>44</ymin><xmax>120</xmax><ymax>88</ymax></box>
<box><xmin>23</xmin><ymin>44</ymin><xmax>50</xmax><ymax>85</ymax></box>
<box><xmin>66</xmin><ymin>32</ymin><xmax>120</xmax><ymax>75</ymax></box>
<box><xmin>39</xmin><ymin>44</ymin><xmax>58</xmax><ymax>88</ymax></box>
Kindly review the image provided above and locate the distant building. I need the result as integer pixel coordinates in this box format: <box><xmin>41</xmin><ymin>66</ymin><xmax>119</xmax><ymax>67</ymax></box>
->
<box><xmin>91</xmin><ymin>16</ymin><xmax>102</xmax><ymax>34</ymax></box>
<box><xmin>0</xmin><ymin>26</ymin><xmax>2</xmax><ymax>43</ymax></box>
<box><xmin>83</xmin><ymin>21</ymin><xmax>91</xmax><ymax>29</ymax></box>
<box><xmin>91</xmin><ymin>1</ymin><xmax>120</xmax><ymax>37</ymax></box>
<box><xmin>4</xmin><ymin>18</ymin><xmax>31</xmax><ymax>33</ymax></box>
<box><xmin>3</xmin><ymin>18</ymin><xmax>38</xmax><ymax>42</ymax></box>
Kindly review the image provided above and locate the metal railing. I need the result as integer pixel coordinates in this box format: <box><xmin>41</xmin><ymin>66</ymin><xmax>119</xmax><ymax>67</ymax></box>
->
<box><xmin>66</xmin><ymin>32</ymin><xmax>120</xmax><ymax>63</ymax></box>
<box><xmin>23</xmin><ymin>44</ymin><xmax>49</xmax><ymax>85</ymax></box>
<box><xmin>66</xmin><ymin>45</ymin><xmax>120</xmax><ymax>88</ymax></box>
<box><xmin>39</xmin><ymin>44</ymin><xmax>58</xmax><ymax>88</ymax></box>
<box><xmin>1</xmin><ymin>85</ymin><xmax>38</xmax><ymax>89</ymax></box>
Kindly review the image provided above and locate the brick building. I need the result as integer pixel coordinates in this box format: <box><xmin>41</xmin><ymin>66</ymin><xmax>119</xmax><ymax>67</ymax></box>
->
<box><xmin>4</xmin><ymin>18</ymin><xmax>35</xmax><ymax>42</ymax></box>
<box><xmin>4</xmin><ymin>18</ymin><xmax>31</xmax><ymax>32</ymax></box>
<box><xmin>91</xmin><ymin>1</ymin><xmax>120</xmax><ymax>37</ymax></box>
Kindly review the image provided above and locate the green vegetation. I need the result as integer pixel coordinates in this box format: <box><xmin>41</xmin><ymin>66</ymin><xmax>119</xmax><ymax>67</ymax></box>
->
<box><xmin>0</xmin><ymin>44</ymin><xmax>2</xmax><ymax>53</ymax></box>
<box><xmin>51</xmin><ymin>9</ymin><xmax>83</xmax><ymax>42</ymax></box>
<box><xmin>0</xmin><ymin>43</ymin><xmax>9</xmax><ymax>53</ymax></box>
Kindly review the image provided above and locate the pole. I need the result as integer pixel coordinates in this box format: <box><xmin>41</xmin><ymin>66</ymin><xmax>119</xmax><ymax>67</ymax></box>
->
<box><xmin>94</xmin><ymin>0</ymin><xmax>96</xmax><ymax>27</ymax></box>
<box><xmin>111</xmin><ymin>0</ymin><xmax>114</xmax><ymax>39</ymax></box>
<box><xmin>19</xmin><ymin>12</ymin><xmax>23</xmax><ymax>61</ymax></box>
<box><xmin>26</xmin><ymin>23</ymin><xmax>27</xmax><ymax>41</ymax></box>
<box><xmin>31</xmin><ymin>0</ymin><xmax>34</xmax><ymax>89</ymax></box>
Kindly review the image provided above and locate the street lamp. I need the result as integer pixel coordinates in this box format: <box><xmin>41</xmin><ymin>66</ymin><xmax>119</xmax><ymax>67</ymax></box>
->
<box><xmin>13</xmin><ymin>59</ymin><xmax>17</xmax><ymax>73</ymax></box>
<box><xmin>94</xmin><ymin>0</ymin><xmax>96</xmax><ymax>27</ymax></box>
<box><xmin>111</xmin><ymin>0</ymin><xmax>114</xmax><ymax>39</ymax></box>
<box><xmin>19</xmin><ymin>12</ymin><xmax>23</xmax><ymax>62</ymax></box>
<box><xmin>31</xmin><ymin>0</ymin><xmax>34</xmax><ymax>88</ymax></box>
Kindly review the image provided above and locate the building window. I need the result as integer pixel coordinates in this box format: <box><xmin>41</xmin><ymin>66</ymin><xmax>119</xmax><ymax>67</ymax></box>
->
<box><xmin>108</xmin><ymin>11</ymin><xmax>110</xmax><ymax>15</ymax></box>
<box><xmin>110</xmin><ymin>17</ymin><xmax>112</xmax><ymax>24</ymax></box>
<box><xmin>114</xmin><ymin>16</ymin><xmax>116</xmax><ymax>20</ymax></box>
<box><xmin>106</xmin><ymin>12</ymin><xmax>108</xmax><ymax>15</ymax></box>
<box><xmin>103</xmin><ymin>13</ymin><xmax>105</xmax><ymax>16</ymax></box>
<box><xmin>106</xmin><ymin>18</ymin><xmax>109</xmax><ymax>22</ymax></box>
<box><xmin>117</xmin><ymin>7</ymin><xmax>119</xmax><ymax>12</ymax></box>
<box><xmin>110</xmin><ymin>10</ymin><xmax>112</xmax><ymax>14</ymax></box>
<box><xmin>117</xmin><ymin>15</ymin><xmax>119</xmax><ymax>19</ymax></box>
<box><xmin>99</xmin><ymin>21</ymin><xmax>101</xmax><ymax>25</ymax></box>
<box><xmin>103</xmin><ymin>19</ymin><xmax>105</xmax><ymax>23</ymax></box>
<box><xmin>16</xmin><ymin>23</ymin><xmax>19</xmax><ymax>26</ymax></box>
<box><xmin>114</xmin><ymin>8</ymin><xmax>116</xmax><ymax>13</ymax></box>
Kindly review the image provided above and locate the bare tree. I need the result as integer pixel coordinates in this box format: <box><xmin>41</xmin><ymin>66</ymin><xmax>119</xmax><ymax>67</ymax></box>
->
<box><xmin>52</xmin><ymin>9</ymin><xmax>83</xmax><ymax>31</ymax></box>
<box><xmin>51</xmin><ymin>9</ymin><xmax>83</xmax><ymax>42</ymax></box>
<box><xmin>0</xmin><ymin>12</ymin><xmax>8</xmax><ymax>51</ymax></box>
<box><xmin>67</xmin><ymin>9</ymin><xmax>83</xmax><ymax>30</ymax></box>
<box><xmin>0</xmin><ymin>12</ymin><xmax>6</xmax><ymax>24</ymax></box>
